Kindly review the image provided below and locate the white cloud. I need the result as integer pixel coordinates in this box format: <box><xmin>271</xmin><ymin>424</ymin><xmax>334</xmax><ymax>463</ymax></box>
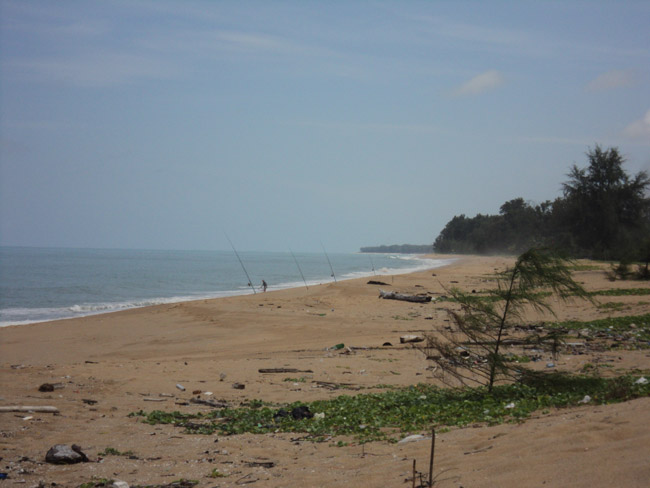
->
<box><xmin>586</xmin><ymin>70</ymin><xmax>636</xmax><ymax>92</ymax></box>
<box><xmin>623</xmin><ymin>110</ymin><xmax>650</xmax><ymax>141</ymax></box>
<box><xmin>453</xmin><ymin>70</ymin><xmax>504</xmax><ymax>96</ymax></box>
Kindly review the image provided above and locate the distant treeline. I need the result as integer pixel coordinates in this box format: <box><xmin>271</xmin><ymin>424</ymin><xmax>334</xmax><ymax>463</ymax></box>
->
<box><xmin>433</xmin><ymin>145</ymin><xmax>650</xmax><ymax>261</ymax></box>
<box><xmin>360</xmin><ymin>244</ymin><xmax>433</xmax><ymax>254</ymax></box>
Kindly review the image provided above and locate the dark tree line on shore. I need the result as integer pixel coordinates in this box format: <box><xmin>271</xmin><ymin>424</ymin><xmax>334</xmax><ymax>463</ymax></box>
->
<box><xmin>433</xmin><ymin>146</ymin><xmax>650</xmax><ymax>262</ymax></box>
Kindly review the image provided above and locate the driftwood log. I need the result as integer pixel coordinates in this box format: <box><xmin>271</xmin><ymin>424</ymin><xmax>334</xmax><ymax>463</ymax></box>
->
<box><xmin>258</xmin><ymin>368</ymin><xmax>314</xmax><ymax>374</ymax></box>
<box><xmin>313</xmin><ymin>380</ymin><xmax>360</xmax><ymax>390</ymax></box>
<box><xmin>379</xmin><ymin>290</ymin><xmax>432</xmax><ymax>303</ymax></box>
<box><xmin>400</xmin><ymin>335</ymin><xmax>425</xmax><ymax>344</ymax></box>
<box><xmin>0</xmin><ymin>406</ymin><xmax>59</xmax><ymax>413</ymax></box>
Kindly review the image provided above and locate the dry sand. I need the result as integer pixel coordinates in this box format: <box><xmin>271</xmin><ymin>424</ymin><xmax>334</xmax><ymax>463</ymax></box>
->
<box><xmin>1</xmin><ymin>255</ymin><xmax>649</xmax><ymax>487</ymax></box>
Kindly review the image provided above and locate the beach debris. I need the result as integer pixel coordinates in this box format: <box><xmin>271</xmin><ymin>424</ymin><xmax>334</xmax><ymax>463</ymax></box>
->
<box><xmin>159</xmin><ymin>393</ymin><xmax>174</xmax><ymax>397</ymax></box>
<box><xmin>189</xmin><ymin>397</ymin><xmax>229</xmax><ymax>408</ymax></box>
<box><xmin>274</xmin><ymin>406</ymin><xmax>314</xmax><ymax>421</ymax></box>
<box><xmin>400</xmin><ymin>335</ymin><xmax>424</xmax><ymax>344</ymax></box>
<box><xmin>273</xmin><ymin>409</ymin><xmax>289</xmax><ymax>420</ymax></box>
<box><xmin>383</xmin><ymin>342</ymin><xmax>393</xmax><ymax>346</ymax></box>
<box><xmin>176</xmin><ymin>383</ymin><xmax>186</xmax><ymax>391</ymax></box>
<box><xmin>398</xmin><ymin>434</ymin><xmax>427</xmax><ymax>444</ymax></box>
<box><xmin>143</xmin><ymin>398</ymin><xmax>167</xmax><ymax>402</ymax></box>
<box><xmin>379</xmin><ymin>290</ymin><xmax>432</xmax><ymax>303</ymax></box>
<box><xmin>258</xmin><ymin>368</ymin><xmax>314</xmax><ymax>374</ymax></box>
<box><xmin>0</xmin><ymin>406</ymin><xmax>59</xmax><ymax>414</ymax></box>
<box><xmin>578</xmin><ymin>395</ymin><xmax>592</xmax><ymax>404</ymax></box>
<box><xmin>232</xmin><ymin>382</ymin><xmax>246</xmax><ymax>390</ymax></box>
<box><xmin>505</xmin><ymin>402</ymin><xmax>515</xmax><ymax>409</ymax></box>
<box><xmin>118</xmin><ymin>481</ymin><xmax>196</xmax><ymax>488</ymax></box>
<box><xmin>329</xmin><ymin>343</ymin><xmax>345</xmax><ymax>350</ymax></box>
<box><xmin>38</xmin><ymin>382</ymin><xmax>64</xmax><ymax>392</ymax></box>
<box><xmin>219</xmin><ymin>372</ymin><xmax>227</xmax><ymax>381</ymax></box>
<box><xmin>110</xmin><ymin>481</ymin><xmax>130</xmax><ymax>488</ymax></box>
<box><xmin>82</xmin><ymin>398</ymin><xmax>97</xmax><ymax>405</ymax></box>
<box><xmin>313</xmin><ymin>380</ymin><xmax>358</xmax><ymax>390</ymax></box>
<box><xmin>291</xmin><ymin>405</ymin><xmax>313</xmax><ymax>419</ymax></box>
<box><xmin>546</xmin><ymin>362</ymin><xmax>555</xmax><ymax>368</ymax></box>
<box><xmin>635</xmin><ymin>377</ymin><xmax>648</xmax><ymax>385</ymax></box>
<box><xmin>367</xmin><ymin>280</ymin><xmax>390</xmax><ymax>286</ymax></box>
<box><xmin>245</xmin><ymin>460</ymin><xmax>275</xmax><ymax>468</ymax></box>
<box><xmin>314</xmin><ymin>412</ymin><xmax>325</xmax><ymax>420</ymax></box>
<box><xmin>464</xmin><ymin>445</ymin><xmax>493</xmax><ymax>455</ymax></box>
<box><xmin>45</xmin><ymin>444</ymin><xmax>88</xmax><ymax>464</ymax></box>
<box><xmin>192</xmin><ymin>389</ymin><xmax>202</xmax><ymax>395</ymax></box>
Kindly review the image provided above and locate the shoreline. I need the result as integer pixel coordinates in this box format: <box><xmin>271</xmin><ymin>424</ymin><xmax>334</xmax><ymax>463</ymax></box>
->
<box><xmin>2</xmin><ymin>254</ymin><xmax>649</xmax><ymax>487</ymax></box>
<box><xmin>0</xmin><ymin>253</ymin><xmax>456</xmax><ymax>328</ymax></box>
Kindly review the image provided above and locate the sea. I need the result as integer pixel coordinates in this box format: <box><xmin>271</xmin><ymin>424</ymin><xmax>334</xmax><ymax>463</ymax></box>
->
<box><xmin>0</xmin><ymin>247</ymin><xmax>453</xmax><ymax>327</ymax></box>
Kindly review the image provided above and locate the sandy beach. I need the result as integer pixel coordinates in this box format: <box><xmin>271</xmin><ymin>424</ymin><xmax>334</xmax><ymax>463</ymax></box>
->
<box><xmin>1</xmin><ymin>255</ymin><xmax>649</xmax><ymax>487</ymax></box>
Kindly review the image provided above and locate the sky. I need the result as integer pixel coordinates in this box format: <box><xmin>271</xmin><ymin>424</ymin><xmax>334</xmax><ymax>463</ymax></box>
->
<box><xmin>1</xmin><ymin>1</ymin><xmax>649</xmax><ymax>253</ymax></box>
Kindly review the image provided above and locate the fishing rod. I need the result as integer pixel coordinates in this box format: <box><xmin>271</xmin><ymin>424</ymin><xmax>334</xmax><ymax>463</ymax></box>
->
<box><xmin>224</xmin><ymin>233</ymin><xmax>256</xmax><ymax>294</ymax></box>
<box><xmin>368</xmin><ymin>253</ymin><xmax>377</xmax><ymax>275</ymax></box>
<box><xmin>289</xmin><ymin>247</ymin><xmax>309</xmax><ymax>289</ymax></box>
<box><xmin>321</xmin><ymin>243</ymin><xmax>337</xmax><ymax>282</ymax></box>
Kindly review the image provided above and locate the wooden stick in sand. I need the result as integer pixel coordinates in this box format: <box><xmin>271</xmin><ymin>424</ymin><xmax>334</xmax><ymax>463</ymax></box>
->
<box><xmin>429</xmin><ymin>427</ymin><xmax>435</xmax><ymax>487</ymax></box>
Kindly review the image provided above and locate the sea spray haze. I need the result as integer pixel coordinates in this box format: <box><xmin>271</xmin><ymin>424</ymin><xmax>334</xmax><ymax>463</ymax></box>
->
<box><xmin>0</xmin><ymin>247</ymin><xmax>452</xmax><ymax>326</ymax></box>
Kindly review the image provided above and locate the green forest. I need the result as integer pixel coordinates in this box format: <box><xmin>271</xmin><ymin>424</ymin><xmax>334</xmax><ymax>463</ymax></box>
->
<box><xmin>433</xmin><ymin>145</ymin><xmax>650</xmax><ymax>264</ymax></box>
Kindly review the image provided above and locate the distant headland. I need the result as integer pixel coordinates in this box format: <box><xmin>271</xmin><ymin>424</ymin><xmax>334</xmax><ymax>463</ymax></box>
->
<box><xmin>360</xmin><ymin>244</ymin><xmax>432</xmax><ymax>254</ymax></box>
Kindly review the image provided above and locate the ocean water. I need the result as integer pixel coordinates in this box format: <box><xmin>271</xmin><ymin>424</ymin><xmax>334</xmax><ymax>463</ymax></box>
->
<box><xmin>0</xmin><ymin>247</ymin><xmax>452</xmax><ymax>327</ymax></box>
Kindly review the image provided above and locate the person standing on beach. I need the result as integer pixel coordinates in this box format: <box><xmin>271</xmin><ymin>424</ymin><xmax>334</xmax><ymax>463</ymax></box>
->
<box><xmin>261</xmin><ymin>280</ymin><xmax>267</xmax><ymax>292</ymax></box>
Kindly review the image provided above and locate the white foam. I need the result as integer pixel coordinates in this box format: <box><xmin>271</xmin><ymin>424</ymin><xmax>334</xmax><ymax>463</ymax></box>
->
<box><xmin>0</xmin><ymin>255</ymin><xmax>455</xmax><ymax>327</ymax></box>
<box><xmin>0</xmin><ymin>291</ymin><xmax>251</xmax><ymax>327</ymax></box>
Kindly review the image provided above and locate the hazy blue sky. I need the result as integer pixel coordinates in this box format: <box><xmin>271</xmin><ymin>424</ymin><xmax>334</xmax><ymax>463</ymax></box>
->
<box><xmin>1</xmin><ymin>1</ymin><xmax>649</xmax><ymax>252</ymax></box>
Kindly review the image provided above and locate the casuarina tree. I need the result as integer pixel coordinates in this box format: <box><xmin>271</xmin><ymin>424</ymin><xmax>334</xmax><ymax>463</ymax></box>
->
<box><xmin>423</xmin><ymin>248</ymin><xmax>591</xmax><ymax>392</ymax></box>
<box><xmin>558</xmin><ymin>145</ymin><xmax>649</xmax><ymax>259</ymax></box>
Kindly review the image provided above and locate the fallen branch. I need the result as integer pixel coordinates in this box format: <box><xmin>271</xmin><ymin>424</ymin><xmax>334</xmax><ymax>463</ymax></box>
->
<box><xmin>0</xmin><ymin>406</ymin><xmax>59</xmax><ymax>413</ymax></box>
<box><xmin>313</xmin><ymin>380</ymin><xmax>359</xmax><ymax>390</ymax></box>
<box><xmin>379</xmin><ymin>290</ymin><xmax>431</xmax><ymax>303</ymax></box>
<box><xmin>258</xmin><ymin>368</ymin><xmax>313</xmax><ymax>374</ymax></box>
<box><xmin>245</xmin><ymin>461</ymin><xmax>275</xmax><ymax>468</ymax></box>
<box><xmin>464</xmin><ymin>445</ymin><xmax>493</xmax><ymax>455</ymax></box>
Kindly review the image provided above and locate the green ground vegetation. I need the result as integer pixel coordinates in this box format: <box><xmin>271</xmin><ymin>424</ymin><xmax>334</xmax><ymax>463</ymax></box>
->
<box><xmin>131</xmin><ymin>374</ymin><xmax>650</xmax><ymax>444</ymax></box>
<box><xmin>553</xmin><ymin>313</ymin><xmax>650</xmax><ymax>343</ymax></box>
<box><xmin>97</xmin><ymin>447</ymin><xmax>136</xmax><ymax>457</ymax></box>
